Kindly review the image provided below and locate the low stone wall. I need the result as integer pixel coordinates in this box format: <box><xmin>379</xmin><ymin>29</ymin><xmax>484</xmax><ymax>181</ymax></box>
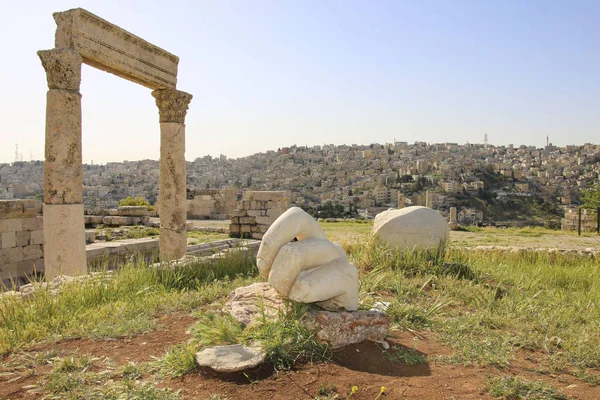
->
<box><xmin>229</xmin><ymin>191</ymin><xmax>290</xmax><ymax>240</ymax></box>
<box><xmin>0</xmin><ymin>200</ymin><xmax>44</xmax><ymax>286</ymax></box>
<box><xmin>84</xmin><ymin>206</ymin><xmax>150</xmax><ymax>227</ymax></box>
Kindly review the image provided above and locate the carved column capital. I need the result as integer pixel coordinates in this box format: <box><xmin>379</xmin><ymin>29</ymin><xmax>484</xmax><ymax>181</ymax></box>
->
<box><xmin>37</xmin><ymin>48</ymin><xmax>82</xmax><ymax>91</ymax></box>
<box><xmin>152</xmin><ymin>89</ymin><xmax>193</xmax><ymax>124</ymax></box>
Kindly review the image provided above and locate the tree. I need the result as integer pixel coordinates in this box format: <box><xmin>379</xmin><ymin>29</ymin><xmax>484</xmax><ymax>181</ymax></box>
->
<box><xmin>581</xmin><ymin>184</ymin><xmax>600</xmax><ymax>209</ymax></box>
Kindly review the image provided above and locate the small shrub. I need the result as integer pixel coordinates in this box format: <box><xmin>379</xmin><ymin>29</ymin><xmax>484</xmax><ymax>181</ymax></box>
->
<box><xmin>156</xmin><ymin>343</ymin><xmax>197</xmax><ymax>378</ymax></box>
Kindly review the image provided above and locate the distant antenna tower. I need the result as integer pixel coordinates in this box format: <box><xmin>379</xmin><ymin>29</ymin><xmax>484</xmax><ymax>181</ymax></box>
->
<box><xmin>546</xmin><ymin>135</ymin><xmax>549</xmax><ymax>147</ymax></box>
<box><xmin>29</xmin><ymin>150</ymin><xmax>33</xmax><ymax>162</ymax></box>
<box><xmin>14</xmin><ymin>144</ymin><xmax>19</xmax><ymax>163</ymax></box>
<box><xmin>484</xmin><ymin>134</ymin><xmax>488</xmax><ymax>146</ymax></box>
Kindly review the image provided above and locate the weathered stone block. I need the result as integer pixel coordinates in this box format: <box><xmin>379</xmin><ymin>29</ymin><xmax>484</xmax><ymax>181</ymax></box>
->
<box><xmin>1</xmin><ymin>232</ymin><xmax>16</xmax><ymax>249</ymax></box>
<box><xmin>159</xmin><ymin>227</ymin><xmax>186</xmax><ymax>261</ymax></box>
<box><xmin>22</xmin><ymin>200</ymin><xmax>43</xmax><ymax>217</ymax></box>
<box><xmin>22</xmin><ymin>217</ymin><xmax>44</xmax><ymax>231</ymax></box>
<box><xmin>23</xmin><ymin>245</ymin><xmax>44</xmax><ymax>261</ymax></box>
<box><xmin>239</xmin><ymin>217</ymin><xmax>256</xmax><ymax>225</ymax></box>
<box><xmin>247</xmin><ymin>210</ymin><xmax>263</xmax><ymax>217</ymax></box>
<box><xmin>0</xmin><ymin>262</ymin><xmax>18</xmax><ymax>281</ymax></box>
<box><xmin>195</xmin><ymin>344</ymin><xmax>266</xmax><ymax>373</ymax></box>
<box><xmin>43</xmin><ymin>204</ymin><xmax>86</xmax><ymax>280</ymax></box>
<box><xmin>223</xmin><ymin>283</ymin><xmax>286</xmax><ymax>326</ymax></box>
<box><xmin>0</xmin><ymin>201</ymin><xmax>25</xmax><ymax>220</ymax></box>
<box><xmin>300</xmin><ymin>310</ymin><xmax>390</xmax><ymax>349</ymax></box>
<box><xmin>0</xmin><ymin>219</ymin><xmax>23</xmax><ymax>233</ymax></box>
<box><xmin>35</xmin><ymin>258</ymin><xmax>45</xmax><ymax>272</ymax></box>
<box><xmin>0</xmin><ymin>200</ymin><xmax>42</xmax><ymax>219</ymax></box>
<box><xmin>29</xmin><ymin>230</ymin><xmax>44</xmax><ymax>246</ymax></box>
<box><xmin>16</xmin><ymin>260</ymin><xmax>36</xmax><ymax>276</ymax></box>
<box><xmin>54</xmin><ymin>8</ymin><xmax>178</xmax><ymax>90</ymax></box>
<box><xmin>266</xmin><ymin>208</ymin><xmax>286</xmax><ymax>218</ymax></box>
<box><xmin>117</xmin><ymin>206</ymin><xmax>148</xmax><ymax>216</ymax></box>
<box><xmin>240</xmin><ymin>225</ymin><xmax>251</xmax><ymax>233</ymax></box>
<box><xmin>0</xmin><ymin>247</ymin><xmax>23</xmax><ymax>264</ymax></box>
<box><xmin>229</xmin><ymin>224</ymin><xmax>241</xmax><ymax>233</ymax></box>
<box><xmin>255</xmin><ymin>216</ymin><xmax>275</xmax><ymax>226</ymax></box>
<box><xmin>43</xmin><ymin>89</ymin><xmax>83</xmax><ymax>205</ymax></box>
<box><xmin>102</xmin><ymin>216</ymin><xmax>137</xmax><ymax>226</ymax></box>
<box><xmin>231</xmin><ymin>216</ymin><xmax>240</xmax><ymax>224</ymax></box>
<box><xmin>16</xmin><ymin>231</ymin><xmax>30</xmax><ymax>247</ymax></box>
<box><xmin>251</xmin><ymin>233</ymin><xmax>264</xmax><ymax>240</ymax></box>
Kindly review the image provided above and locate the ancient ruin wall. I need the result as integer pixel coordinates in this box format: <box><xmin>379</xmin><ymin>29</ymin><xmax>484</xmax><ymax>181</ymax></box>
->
<box><xmin>187</xmin><ymin>188</ymin><xmax>237</xmax><ymax>219</ymax></box>
<box><xmin>0</xmin><ymin>200</ymin><xmax>44</xmax><ymax>286</ymax></box>
<box><xmin>229</xmin><ymin>191</ymin><xmax>291</xmax><ymax>240</ymax></box>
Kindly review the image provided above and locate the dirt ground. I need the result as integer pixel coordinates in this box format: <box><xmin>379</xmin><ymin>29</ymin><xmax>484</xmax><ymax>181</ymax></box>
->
<box><xmin>2</xmin><ymin>314</ymin><xmax>598</xmax><ymax>400</ymax></box>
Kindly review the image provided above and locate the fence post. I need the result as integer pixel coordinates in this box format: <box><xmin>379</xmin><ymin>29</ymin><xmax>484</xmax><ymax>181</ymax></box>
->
<box><xmin>578</xmin><ymin>208</ymin><xmax>582</xmax><ymax>236</ymax></box>
<box><xmin>597</xmin><ymin>207</ymin><xmax>599</xmax><ymax>235</ymax></box>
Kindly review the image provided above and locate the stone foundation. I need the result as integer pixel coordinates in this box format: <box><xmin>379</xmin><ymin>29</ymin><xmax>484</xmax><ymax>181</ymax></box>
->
<box><xmin>229</xmin><ymin>191</ymin><xmax>290</xmax><ymax>240</ymax></box>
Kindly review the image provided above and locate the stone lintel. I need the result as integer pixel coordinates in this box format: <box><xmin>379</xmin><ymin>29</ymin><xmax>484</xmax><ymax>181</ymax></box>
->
<box><xmin>53</xmin><ymin>8</ymin><xmax>178</xmax><ymax>90</ymax></box>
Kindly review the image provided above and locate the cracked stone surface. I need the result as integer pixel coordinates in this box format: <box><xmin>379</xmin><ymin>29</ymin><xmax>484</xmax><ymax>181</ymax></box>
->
<box><xmin>300</xmin><ymin>309</ymin><xmax>390</xmax><ymax>349</ymax></box>
<box><xmin>223</xmin><ymin>282</ymin><xmax>287</xmax><ymax>326</ymax></box>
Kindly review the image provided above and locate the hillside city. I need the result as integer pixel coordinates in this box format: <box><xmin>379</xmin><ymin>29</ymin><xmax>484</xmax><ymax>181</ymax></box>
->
<box><xmin>2</xmin><ymin>141</ymin><xmax>599</xmax><ymax>227</ymax></box>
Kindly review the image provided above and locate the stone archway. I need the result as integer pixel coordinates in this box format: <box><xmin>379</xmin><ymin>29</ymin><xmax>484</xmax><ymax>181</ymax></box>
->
<box><xmin>38</xmin><ymin>8</ymin><xmax>193</xmax><ymax>280</ymax></box>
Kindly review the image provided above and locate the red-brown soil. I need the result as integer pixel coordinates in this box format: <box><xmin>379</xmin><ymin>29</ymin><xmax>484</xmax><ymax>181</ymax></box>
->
<box><xmin>1</xmin><ymin>314</ymin><xmax>599</xmax><ymax>400</ymax></box>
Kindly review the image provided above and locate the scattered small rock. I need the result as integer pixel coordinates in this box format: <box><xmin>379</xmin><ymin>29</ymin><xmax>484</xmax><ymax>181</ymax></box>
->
<box><xmin>195</xmin><ymin>344</ymin><xmax>266</xmax><ymax>372</ymax></box>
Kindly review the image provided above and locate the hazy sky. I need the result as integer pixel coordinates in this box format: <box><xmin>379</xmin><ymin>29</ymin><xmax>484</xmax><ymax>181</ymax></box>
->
<box><xmin>1</xmin><ymin>0</ymin><xmax>599</xmax><ymax>164</ymax></box>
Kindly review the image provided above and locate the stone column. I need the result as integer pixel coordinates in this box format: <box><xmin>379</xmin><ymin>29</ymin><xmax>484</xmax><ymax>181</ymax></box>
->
<box><xmin>450</xmin><ymin>207</ymin><xmax>457</xmax><ymax>223</ymax></box>
<box><xmin>425</xmin><ymin>190</ymin><xmax>433</xmax><ymax>208</ymax></box>
<box><xmin>397</xmin><ymin>193</ymin><xmax>405</xmax><ymax>209</ymax></box>
<box><xmin>152</xmin><ymin>89</ymin><xmax>193</xmax><ymax>261</ymax></box>
<box><xmin>38</xmin><ymin>48</ymin><xmax>87</xmax><ymax>280</ymax></box>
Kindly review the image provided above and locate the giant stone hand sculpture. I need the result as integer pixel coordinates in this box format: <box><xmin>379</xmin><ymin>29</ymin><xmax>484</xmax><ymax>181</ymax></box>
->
<box><xmin>256</xmin><ymin>207</ymin><xmax>359</xmax><ymax>312</ymax></box>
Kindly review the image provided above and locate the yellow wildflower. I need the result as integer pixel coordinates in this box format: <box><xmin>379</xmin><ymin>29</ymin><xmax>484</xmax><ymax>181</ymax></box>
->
<box><xmin>352</xmin><ymin>386</ymin><xmax>359</xmax><ymax>393</ymax></box>
<box><xmin>381</xmin><ymin>386</ymin><xmax>387</xmax><ymax>393</ymax></box>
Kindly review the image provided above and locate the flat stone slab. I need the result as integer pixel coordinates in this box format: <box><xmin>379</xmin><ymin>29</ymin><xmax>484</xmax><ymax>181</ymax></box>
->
<box><xmin>300</xmin><ymin>310</ymin><xmax>390</xmax><ymax>349</ymax></box>
<box><xmin>223</xmin><ymin>282</ymin><xmax>286</xmax><ymax>326</ymax></box>
<box><xmin>195</xmin><ymin>344</ymin><xmax>266</xmax><ymax>372</ymax></box>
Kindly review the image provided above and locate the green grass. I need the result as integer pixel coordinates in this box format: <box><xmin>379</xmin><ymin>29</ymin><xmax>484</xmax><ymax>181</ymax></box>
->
<box><xmin>348</xmin><ymin>237</ymin><xmax>600</xmax><ymax>375</ymax></box>
<box><xmin>0</xmin><ymin>249</ymin><xmax>258</xmax><ymax>356</ymax></box>
<box><xmin>3</xmin><ymin>223</ymin><xmax>600</xmax><ymax>393</ymax></box>
<box><xmin>154</xmin><ymin>343</ymin><xmax>198</xmax><ymax>378</ymax></box>
<box><xmin>189</xmin><ymin>301</ymin><xmax>328</xmax><ymax>371</ymax></box>
<box><xmin>95</xmin><ymin>226</ymin><xmax>160</xmax><ymax>241</ymax></box>
<box><xmin>486</xmin><ymin>375</ymin><xmax>569</xmax><ymax>399</ymax></box>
